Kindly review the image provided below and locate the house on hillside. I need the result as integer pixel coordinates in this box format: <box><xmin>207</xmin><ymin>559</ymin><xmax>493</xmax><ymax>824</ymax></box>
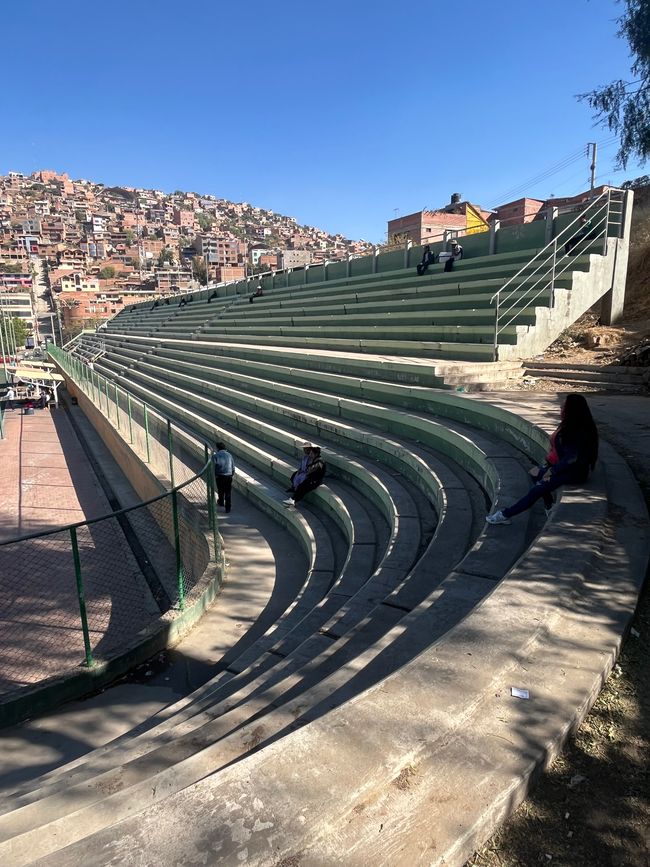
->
<box><xmin>387</xmin><ymin>194</ymin><xmax>491</xmax><ymax>246</ymax></box>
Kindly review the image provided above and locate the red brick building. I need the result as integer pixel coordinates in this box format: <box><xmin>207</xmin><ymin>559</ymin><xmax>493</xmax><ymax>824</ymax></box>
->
<box><xmin>492</xmin><ymin>198</ymin><xmax>545</xmax><ymax>227</ymax></box>
<box><xmin>59</xmin><ymin>291</ymin><xmax>146</xmax><ymax>328</ymax></box>
<box><xmin>387</xmin><ymin>194</ymin><xmax>491</xmax><ymax>245</ymax></box>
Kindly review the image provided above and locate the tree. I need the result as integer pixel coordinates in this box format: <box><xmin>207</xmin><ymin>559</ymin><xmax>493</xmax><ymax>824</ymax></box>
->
<box><xmin>125</xmin><ymin>230</ymin><xmax>135</xmax><ymax>246</ymax></box>
<box><xmin>11</xmin><ymin>317</ymin><xmax>31</xmax><ymax>346</ymax></box>
<box><xmin>197</xmin><ymin>213</ymin><xmax>214</xmax><ymax>232</ymax></box>
<box><xmin>578</xmin><ymin>0</ymin><xmax>650</xmax><ymax>168</ymax></box>
<box><xmin>158</xmin><ymin>248</ymin><xmax>175</xmax><ymax>267</ymax></box>
<box><xmin>191</xmin><ymin>256</ymin><xmax>208</xmax><ymax>285</ymax></box>
<box><xmin>98</xmin><ymin>266</ymin><xmax>116</xmax><ymax>279</ymax></box>
<box><xmin>75</xmin><ymin>208</ymin><xmax>86</xmax><ymax>223</ymax></box>
<box><xmin>0</xmin><ymin>261</ymin><xmax>24</xmax><ymax>273</ymax></box>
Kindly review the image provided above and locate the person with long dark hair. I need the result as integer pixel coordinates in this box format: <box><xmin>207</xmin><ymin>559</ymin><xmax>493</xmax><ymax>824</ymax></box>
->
<box><xmin>486</xmin><ymin>393</ymin><xmax>599</xmax><ymax>524</ymax></box>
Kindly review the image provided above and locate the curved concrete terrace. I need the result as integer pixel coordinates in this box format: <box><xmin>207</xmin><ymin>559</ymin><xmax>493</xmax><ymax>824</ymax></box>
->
<box><xmin>0</xmin><ymin>339</ymin><xmax>646</xmax><ymax>867</ymax></box>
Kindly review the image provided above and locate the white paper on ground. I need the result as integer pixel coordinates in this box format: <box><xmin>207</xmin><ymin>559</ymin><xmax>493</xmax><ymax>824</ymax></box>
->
<box><xmin>510</xmin><ymin>687</ymin><xmax>530</xmax><ymax>699</ymax></box>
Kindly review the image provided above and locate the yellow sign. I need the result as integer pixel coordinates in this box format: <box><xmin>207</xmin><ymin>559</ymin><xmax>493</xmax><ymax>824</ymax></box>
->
<box><xmin>465</xmin><ymin>204</ymin><xmax>489</xmax><ymax>236</ymax></box>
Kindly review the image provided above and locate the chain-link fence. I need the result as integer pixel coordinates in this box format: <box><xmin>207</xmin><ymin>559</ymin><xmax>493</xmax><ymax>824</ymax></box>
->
<box><xmin>0</xmin><ymin>347</ymin><xmax>222</xmax><ymax>695</ymax></box>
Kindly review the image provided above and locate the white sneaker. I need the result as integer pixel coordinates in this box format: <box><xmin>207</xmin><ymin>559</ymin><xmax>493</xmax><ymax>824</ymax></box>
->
<box><xmin>282</xmin><ymin>498</ymin><xmax>294</xmax><ymax>507</ymax></box>
<box><xmin>486</xmin><ymin>510</ymin><xmax>511</xmax><ymax>525</ymax></box>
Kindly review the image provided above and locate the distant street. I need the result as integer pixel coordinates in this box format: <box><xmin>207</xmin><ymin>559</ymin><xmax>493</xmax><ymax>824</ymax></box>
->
<box><xmin>31</xmin><ymin>256</ymin><xmax>59</xmax><ymax>347</ymax></box>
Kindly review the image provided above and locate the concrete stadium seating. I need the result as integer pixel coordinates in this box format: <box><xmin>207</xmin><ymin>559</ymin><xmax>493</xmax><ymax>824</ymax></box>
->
<box><xmin>1</xmin><ymin>230</ymin><xmax>646</xmax><ymax>866</ymax></box>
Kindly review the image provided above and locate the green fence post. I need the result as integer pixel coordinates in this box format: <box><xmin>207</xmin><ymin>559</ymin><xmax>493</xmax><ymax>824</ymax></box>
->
<box><xmin>171</xmin><ymin>490</ymin><xmax>185</xmax><ymax>609</ymax></box>
<box><xmin>204</xmin><ymin>445</ymin><xmax>219</xmax><ymax>559</ymax></box>
<box><xmin>167</xmin><ymin>419</ymin><xmax>175</xmax><ymax>487</ymax></box>
<box><xmin>104</xmin><ymin>378</ymin><xmax>110</xmax><ymax>420</ymax></box>
<box><xmin>114</xmin><ymin>382</ymin><xmax>120</xmax><ymax>430</ymax></box>
<box><xmin>127</xmin><ymin>393</ymin><xmax>134</xmax><ymax>443</ymax></box>
<box><xmin>143</xmin><ymin>403</ymin><xmax>151</xmax><ymax>463</ymax></box>
<box><xmin>69</xmin><ymin>526</ymin><xmax>94</xmax><ymax>668</ymax></box>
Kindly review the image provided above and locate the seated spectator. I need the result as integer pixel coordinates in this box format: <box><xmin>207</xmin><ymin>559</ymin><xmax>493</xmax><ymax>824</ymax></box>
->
<box><xmin>439</xmin><ymin>239</ymin><xmax>463</xmax><ymax>272</ymax></box>
<box><xmin>284</xmin><ymin>444</ymin><xmax>326</xmax><ymax>505</ymax></box>
<box><xmin>486</xmin><ymin>394</ymin><xmax>598</xmax><ymax>524</ymax></box>
<box><xmin>416</xmin><ymin>245</ymin><xmax>436</xmax><ymax>276</ymax></box>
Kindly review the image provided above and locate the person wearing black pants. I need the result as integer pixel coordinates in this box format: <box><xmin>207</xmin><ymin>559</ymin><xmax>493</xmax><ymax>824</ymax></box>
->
<box><xmin>486</xmin><ymin>394</ymin><xmax>599</xmax><ymax>525</ymax></box>
<box><xmin>212</xmin><ymin>441</ymin><xmax>235</xmax><ymax>513</ymax></box>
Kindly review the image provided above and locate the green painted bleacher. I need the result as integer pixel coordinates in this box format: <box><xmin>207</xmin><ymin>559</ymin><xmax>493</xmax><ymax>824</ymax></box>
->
<box><xmin>10</xmin><ymin>209</ymin><xmax>643</xmax><ymax>864</ymax></box>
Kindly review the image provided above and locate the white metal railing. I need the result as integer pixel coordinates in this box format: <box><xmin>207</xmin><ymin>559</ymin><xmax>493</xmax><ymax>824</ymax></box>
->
<box><xmin>490</xmin><ymin>187</ymin><xmax>626</xmax><ymax>360</ymax></box>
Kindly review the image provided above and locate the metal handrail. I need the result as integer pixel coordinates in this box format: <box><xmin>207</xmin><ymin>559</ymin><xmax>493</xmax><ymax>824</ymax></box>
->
<box><xmin>496</xmin><ymin>199</ymin><xmax>611</xmax><ymax>325</ymax></box>
<box><xmin>491</xmin><ymin>188</ymin><xmax>625</xmax><ymax>359</ymax></box>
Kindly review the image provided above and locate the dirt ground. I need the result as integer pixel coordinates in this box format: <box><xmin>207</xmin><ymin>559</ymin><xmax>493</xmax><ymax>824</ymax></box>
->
<box><xmin>530</xmin><ymin>312</ymin><xmax>650</xmax><ymax>367</ymax></box>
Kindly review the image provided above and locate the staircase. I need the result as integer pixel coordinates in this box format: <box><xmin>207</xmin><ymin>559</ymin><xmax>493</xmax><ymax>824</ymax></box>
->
<box><xmin>493</xmin><ymin>188</ymin><xmax>631</xmax><ymax>361</ymax></box>
<box><xmin>524</xmin><ymin>361</ymin><xmax>649</xmax><ymax>393</ymax></box>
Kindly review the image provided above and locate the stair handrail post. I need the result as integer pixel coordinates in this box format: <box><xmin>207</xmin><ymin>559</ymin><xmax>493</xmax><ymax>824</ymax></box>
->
<box><xmin>550</xmin><ymin>238</ymin><xmax>557</xmax><ymax>307</ymax></box>
<box><xmin>602</xmin><ymin>188</ymin><xmax>612</xmax><ymax>256</ymax></box>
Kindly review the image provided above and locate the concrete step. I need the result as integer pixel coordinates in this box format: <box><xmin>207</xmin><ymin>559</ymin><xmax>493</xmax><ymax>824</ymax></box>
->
<box><xmin>526</xmin><ymin>361</ymin><xmax>647</xmax><ymax>378</ymax></box>
<box><xmin>524</xmin><ymin>374</ymin><xmax>646</xmax><ymax>393</ymax></box>
<box><xmin>524</xmin><ymin>363</ymin><xmax>648</xmax><ymax>390</ymax></box>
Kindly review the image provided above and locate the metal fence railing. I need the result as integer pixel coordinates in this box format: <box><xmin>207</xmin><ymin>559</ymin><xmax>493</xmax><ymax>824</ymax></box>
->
<box><xmin>0</xmin><ymin>346</ymin><xmax>221</xmax><ymax>681</ymax></box>
<box><xmin>490</xmin><ymin>187</ymin><xmax>627</xmax><ymax>360</ymax></box>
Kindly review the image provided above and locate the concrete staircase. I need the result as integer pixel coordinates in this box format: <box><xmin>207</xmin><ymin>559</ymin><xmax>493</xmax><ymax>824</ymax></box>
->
<box><xmin>524</xmin><ymin>361</ymin><xmax>649</xmax><ymax>393</ymax></box>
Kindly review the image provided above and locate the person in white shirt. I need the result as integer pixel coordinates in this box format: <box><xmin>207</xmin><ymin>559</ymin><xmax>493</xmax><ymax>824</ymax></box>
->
<box><xmin>212</xmin><ymin>442</ymin><xmax>235</xmax><ymax>513</ymax></box>
<box><xmin>4</xmin><ymin>386</ymin><xmax>15</xmax><ymax>411</ymax></box>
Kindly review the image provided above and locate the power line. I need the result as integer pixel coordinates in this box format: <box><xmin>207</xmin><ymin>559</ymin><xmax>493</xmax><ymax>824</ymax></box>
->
<box><xmin>488</xmin><ymin>147</ymin><xmax>587</xmax><ymax>206</ymax></box>
<box><xmin>487</xmin><ymin>135</ymin><xmax>619</xmax><ymax>207</ymax></box>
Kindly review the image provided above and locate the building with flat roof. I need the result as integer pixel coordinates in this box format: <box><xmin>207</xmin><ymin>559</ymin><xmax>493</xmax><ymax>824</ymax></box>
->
<box><xmin>387</xmin><ymin>194</ymin><xmax>491</xmax><ymax>246</ymax></box>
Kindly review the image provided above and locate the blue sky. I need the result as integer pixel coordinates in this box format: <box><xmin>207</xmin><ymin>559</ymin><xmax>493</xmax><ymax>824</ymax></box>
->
<box><xmin>1</xmin><ymin>0</ymin><xmax>645</xmax><ymax>242</ymax></box>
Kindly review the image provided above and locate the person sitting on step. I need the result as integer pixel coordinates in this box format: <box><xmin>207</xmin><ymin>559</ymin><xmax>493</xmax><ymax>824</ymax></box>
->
<box><xmin>439</xmin><ymin>239</ymin><xmax>463</xmax><ymax>272</ymax></box>
<box><xmin>416</xmin><ymin>245</ymin><xmax>436</xmax><ymax>276</ymax></box>
<box><xmin>486</xmin><ymin>394</ymin><xmax>599</xmax><ymax>525</ymax></box>
<box><xmin>284</xmin><ymin>444</ymin><xmax>326</xmax><ymax>506</ymax></box>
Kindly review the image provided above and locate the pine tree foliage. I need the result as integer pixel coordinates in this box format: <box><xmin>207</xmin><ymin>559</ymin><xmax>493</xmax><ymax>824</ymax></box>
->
<box><xmin>579</xmin><ymin>0</ymin><xmax>650</xmax><ymax>167</ymax></box>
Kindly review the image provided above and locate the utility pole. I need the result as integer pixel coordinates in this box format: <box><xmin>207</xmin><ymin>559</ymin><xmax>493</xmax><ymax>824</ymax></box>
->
<box><xmin>588</xmin><ymin>142</ymin><xmax>597</xmax><ymax>191</ymax></box>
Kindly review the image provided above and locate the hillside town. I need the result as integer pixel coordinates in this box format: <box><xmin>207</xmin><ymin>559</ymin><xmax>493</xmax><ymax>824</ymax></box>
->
<box><xmin>0</xmin><ymin>169</ymin><xmax>373</xmax><ymax>341</ymax></box>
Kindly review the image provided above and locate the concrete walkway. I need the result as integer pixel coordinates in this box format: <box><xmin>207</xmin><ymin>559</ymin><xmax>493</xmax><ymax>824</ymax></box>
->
<box><xmin>0</xmin><ymin>407</ymin><xmax>107</xmax><ymax>541</ymax></box>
